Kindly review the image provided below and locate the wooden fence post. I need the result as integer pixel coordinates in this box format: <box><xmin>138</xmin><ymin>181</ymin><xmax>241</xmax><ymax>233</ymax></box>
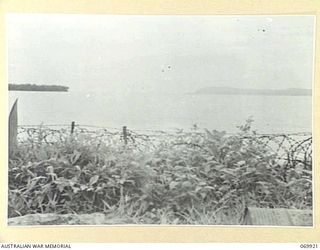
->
<box><xmin>71</xmin><ymin>121</ymin><xmax>75</xmax><ymax>134</ymax></box>
<box><xmin>9</xmin><ymin>98</ymin><xmax>18</xmax><ymax>156</ymax></box>
<box><xmin>123</xmin><ymin>126</ymin><xmax>128</xmax><ymax>145</ymax></box>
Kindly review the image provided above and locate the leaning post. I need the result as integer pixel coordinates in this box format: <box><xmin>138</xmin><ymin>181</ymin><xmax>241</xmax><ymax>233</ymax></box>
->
<box><xmin>9</xmin><ymin>98</ymin><xmax>18</xmax><ymax>156</ymax></box>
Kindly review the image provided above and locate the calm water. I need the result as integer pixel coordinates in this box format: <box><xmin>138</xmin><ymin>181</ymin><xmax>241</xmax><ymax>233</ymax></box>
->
<box><xmin>8</xmin><ymin>90</ymin><xmax>312</xmax><ymax>134</ymax></box>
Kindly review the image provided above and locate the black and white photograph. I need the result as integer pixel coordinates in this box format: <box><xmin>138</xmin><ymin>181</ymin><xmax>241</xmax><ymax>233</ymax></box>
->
<box><xmin>7</xmin><ymin>14</ymin><xmax>314</xmax><ymax>226</ymax></box>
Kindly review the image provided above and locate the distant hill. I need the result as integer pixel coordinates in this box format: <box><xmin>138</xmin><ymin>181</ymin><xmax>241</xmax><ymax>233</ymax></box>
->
<box><xmin>193</xmin><ymin>87</ymin><xmax>312</xmax><ymax>96</ymax></box>
<box><xmin>9</xmin><ymin>84</ymin><xmax>69</xmax><ymax>92</ymax></box>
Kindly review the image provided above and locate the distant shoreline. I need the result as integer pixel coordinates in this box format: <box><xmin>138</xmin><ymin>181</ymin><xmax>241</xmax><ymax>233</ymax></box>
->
<box><xmin>192</xmin><ymin>87</ymin><xmax>312</xmax><ymax>96</ymax></box>
<box><xmin>9</xmin><ymin>84</ymin><xmax>69</xmax><ymax>92</ymax></box>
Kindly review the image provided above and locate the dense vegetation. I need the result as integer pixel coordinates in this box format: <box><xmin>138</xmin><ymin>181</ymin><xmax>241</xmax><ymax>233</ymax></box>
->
<box><xmin>9</xmin><ymin>84</ymin><xmax>69</xmax><ymax>92</ymax></box>
<box><xmin>8</xmin><ymin>120</ymin><xmax>312</xmax><ymax>224</ymax></box>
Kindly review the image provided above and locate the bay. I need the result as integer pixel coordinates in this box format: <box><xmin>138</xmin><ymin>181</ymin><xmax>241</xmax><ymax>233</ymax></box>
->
<box><xmin>8</xmin><ymin>90</ymin><xmax>312</xmax><ymax>134</ymax></box>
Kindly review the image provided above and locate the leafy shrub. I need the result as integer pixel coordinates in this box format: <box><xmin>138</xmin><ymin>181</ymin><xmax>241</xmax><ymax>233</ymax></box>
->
<box><xmin>8</xmin><ymin>120</ymin><xmax>312</xmax><ymax>224</ymax></box>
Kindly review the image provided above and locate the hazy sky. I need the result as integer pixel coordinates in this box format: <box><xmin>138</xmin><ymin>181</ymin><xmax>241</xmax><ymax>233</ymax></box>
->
<box><xmin>7</xmin><ymin>14</ymin><xmax>315</xmax><ymax>93</ymax></box>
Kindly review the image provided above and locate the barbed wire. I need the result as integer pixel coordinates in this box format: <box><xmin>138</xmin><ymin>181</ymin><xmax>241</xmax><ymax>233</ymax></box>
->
<box><xmin>17</xmin><ymin>123</ymin><xmax>312</xmax><ymax>136</ymax></box>
<box><xmin>16</xmin><ymin>124</ymin><xmax>312</xmax><ymax>162</ymax></box>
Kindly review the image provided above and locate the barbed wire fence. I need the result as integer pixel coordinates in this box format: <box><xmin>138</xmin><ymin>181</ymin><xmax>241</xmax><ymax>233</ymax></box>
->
<box><xmin>16</xmin><ymin>122</ymin><xmax>312</xmax><ymax>171</ymax></box>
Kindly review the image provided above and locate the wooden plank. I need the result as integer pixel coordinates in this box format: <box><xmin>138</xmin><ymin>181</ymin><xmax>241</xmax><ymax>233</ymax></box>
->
<box><xmin>8</xmin><ymin>98</ymin><xmax>18</xmax><ymax>156</ymax></box>
<box><xmin>8</xmin><ymin>213</ymin><xmax>136</xmax><ymax>226</ymax></box>
<box><xmin>242</xmin><ymin>207</ymin><xmax>312</xmax><ymax>226</ymax></box>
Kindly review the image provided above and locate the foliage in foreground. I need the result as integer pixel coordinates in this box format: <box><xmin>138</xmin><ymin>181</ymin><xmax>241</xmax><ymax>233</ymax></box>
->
<box><xmin>8</xmin><ymin>120</ymin><xmax>312</xmax><ymax>224</ymax></box>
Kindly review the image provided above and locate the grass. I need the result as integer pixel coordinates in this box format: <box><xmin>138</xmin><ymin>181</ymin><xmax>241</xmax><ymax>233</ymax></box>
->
<box><xmin>8</xmin><ymin>119</ymin><xmax>312</xmax><ymax>224</ymax></box>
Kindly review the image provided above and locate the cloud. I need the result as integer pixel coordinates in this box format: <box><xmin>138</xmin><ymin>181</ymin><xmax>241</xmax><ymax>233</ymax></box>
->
<box><xmin>7</xmin><ymin>14</ymin><xmax>315</xmax><ymax>93</ymax></box>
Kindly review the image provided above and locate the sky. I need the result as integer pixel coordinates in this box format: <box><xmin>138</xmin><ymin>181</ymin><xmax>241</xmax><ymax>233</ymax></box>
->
<box><xmin>6</xmin><ymin>14</ymin><xmax>315</xmax><ymax>94</ymax></box>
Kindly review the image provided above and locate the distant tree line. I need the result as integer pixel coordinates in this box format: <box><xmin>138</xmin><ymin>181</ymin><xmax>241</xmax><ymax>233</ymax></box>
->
<box><xmin>9</xmin><ymin>84</ymin><xmax>69</xmax><ymax>92</ymax></box>
<box><xmin>193</xmin><ymin>87</ymin><xmax>312</xmax><ymax>96</ymax></box>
